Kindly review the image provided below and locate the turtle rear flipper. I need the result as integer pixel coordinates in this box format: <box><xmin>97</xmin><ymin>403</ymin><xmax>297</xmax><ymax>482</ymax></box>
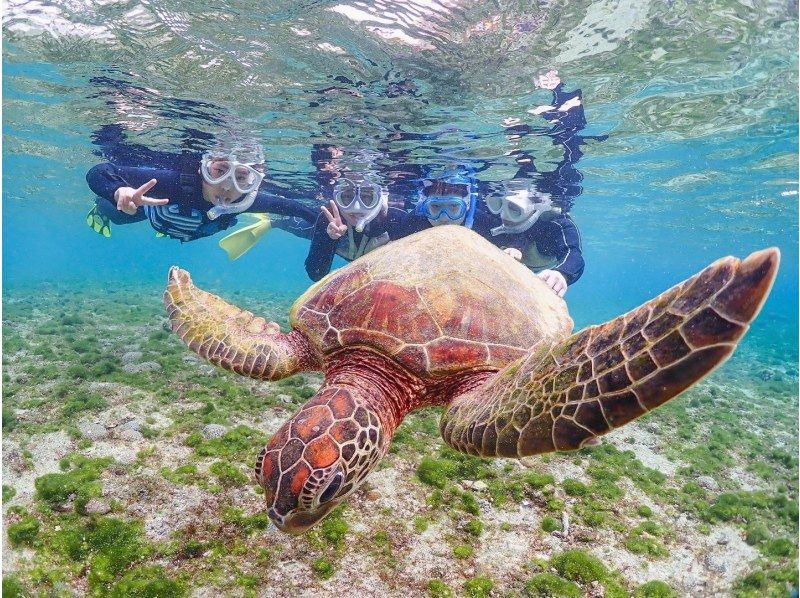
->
<box><xmin>441</xmin><ymin>248</ymin><xmax>780</xmax><ymax>458</ymax></box>
<box><xmin>164</xmin><ymin>267</ymin><xmax>321</xmax><ymax>380</ymax></box>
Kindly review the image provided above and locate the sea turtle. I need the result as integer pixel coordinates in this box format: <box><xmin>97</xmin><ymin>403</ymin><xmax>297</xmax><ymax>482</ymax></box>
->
<box><xmin>163</xmin><ymin>226</ymin><xmax>778</xmax><ymax>534</ymax></box>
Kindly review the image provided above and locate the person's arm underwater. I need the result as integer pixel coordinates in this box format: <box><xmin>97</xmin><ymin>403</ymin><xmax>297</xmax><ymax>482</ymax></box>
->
<box><xmin>86</xmin><ymin>163</ymin><xmax>170</xmax><ymax>223</ymax></box>
<box><xmin>248</xmin><ymin>190</ymin><xmax>318</xmax><ymax>223</ymax></box>
<box><xmin>304</xmin><ymin>202</ymin><xmax>346</xmax><ymax>282</ymax></box>
<box><xmin>535</xmin><ymin>213</ymin><xmax>585</xmax><ymax>293</ymax></box>
<box><xmin>527</xmin><ymin>70</ymin><xmax>586</xmax><ymax>133</ymax></box>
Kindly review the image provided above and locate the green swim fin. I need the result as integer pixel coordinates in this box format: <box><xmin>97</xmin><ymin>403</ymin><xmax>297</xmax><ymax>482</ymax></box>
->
<box><xmin>86</xmin><ymin>205</ymin><xmax>111</xmax><ymax>237</ymax></box>
<box><xmin>219</xmin><ymin>214</ymin><xmax>272</xmax><ymax>260</ymax></box>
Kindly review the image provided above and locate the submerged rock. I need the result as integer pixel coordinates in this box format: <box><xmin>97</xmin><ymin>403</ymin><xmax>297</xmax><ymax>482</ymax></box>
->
<box><xmin>121</xmin><ymin>351</ymin><xmax>143</xmax><ymax>365</ymax></box>
<box><xmin>202</xmin><ymin>424</ymin><xmax>227</xmax><ymax>439</ymax></box>
<box><xmin>123</xmin><ymin>361</ymin><xmax>162</xmax><ymax>374</ymax></box>
<box><xmin>79</xmin><ymin>422</ymin><xmax>108</xmax><ymax>440</ymax></box>
<box><xmin>697</xmin><ymin>476</ymin><xmax>718</xmax><ymax>491</ymax></box>
<box><xmin>118</xmin><ymin>429</ymin><xmax>144</xmax><ymax>442</ymax></box>
<box><xmin>704</xmin><ymin>552</ymin><xmax>727</xmax><ymax>573</ymax></box>
<box><xmin>119</xmin><ymin>418</ymin><xmax>143</xmax><ymax>432</ymax></box>
<box><xmin>84</xmin><ymin>498</ymin><xmax>111</xmax><ymax>515</ymax></box>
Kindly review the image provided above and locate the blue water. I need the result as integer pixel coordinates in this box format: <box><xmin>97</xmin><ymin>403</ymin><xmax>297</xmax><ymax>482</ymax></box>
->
<box><xmin>3</xmin><ymin>2</ymin><xmax>798</xmax><ymax>357</ymax></box>
<box><xmin>2</xmin><ymin>5</ymin><xmax>798</xmax><ymax>595</ymax></box>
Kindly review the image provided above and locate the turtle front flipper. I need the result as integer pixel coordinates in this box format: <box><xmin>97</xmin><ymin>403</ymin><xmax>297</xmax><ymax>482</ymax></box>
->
<box><xmin>441</xmin><ymin>248</ymin><xmax>780</xmax><ymax>457</ymax></box>
<box><xmin>164</xmin><ymin>267</ymin><xmax>321</xmax><ymax>380</ymax></box>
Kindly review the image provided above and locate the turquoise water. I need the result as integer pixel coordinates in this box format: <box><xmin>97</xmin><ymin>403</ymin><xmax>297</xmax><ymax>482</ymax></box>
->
<box><xmin>2</xmin><ymin>2</ymin><xmax>798</xmax><ymax>595</ymax></box>
<box><xmin>3</xmin><ymin>1</ymin><xmax>798</xmax><ymax>349</ymax></box>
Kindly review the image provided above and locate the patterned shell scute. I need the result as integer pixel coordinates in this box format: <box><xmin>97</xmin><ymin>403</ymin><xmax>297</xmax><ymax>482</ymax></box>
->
<box><xmin>290</xmin><ymin>227</ymin><xmax>574</xmax><ymax>378</ymax></box>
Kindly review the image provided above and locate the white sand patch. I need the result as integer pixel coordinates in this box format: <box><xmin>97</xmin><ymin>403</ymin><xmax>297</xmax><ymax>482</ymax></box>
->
<box><xmin>542</xmin><ymin>457</ymin><xmax>591</xmax><ymax>484</ymax></box>
<box><xmin>596</xmin><ymin>524</ymin><xmax>758</xmax><ymax>595</ymax></box>
<box><xmin>475</xmin><ymin>521</ymin><xmax>538</xmax><ymax>581</ymax></box>
<box><xmin>137</xmin><ymin>484</ymin><xmax>213</xmax><ymax>541</ymax></box>
<box><xmin>605</xmin><ymin>424</ymin><xmax>682</xmax><ymax>476</ymax></box>
<box><xmin>725</xmin><ymin>465</ymin><xmax>765</xmax><ymax>492</ymax></box>
<box><xmin>83</xmin><ymin>440</ymin><xmax>139</xmax><ymax>466</ymax></box>
<box><xmin>2</xmin><ymin>431</ymin><xmax>73</xmax><ymax>508</ymax></box>
<box><xmin>2</xmin><ymin>431</ymin><xmax>74</xmax><ymax>572</ymax></box>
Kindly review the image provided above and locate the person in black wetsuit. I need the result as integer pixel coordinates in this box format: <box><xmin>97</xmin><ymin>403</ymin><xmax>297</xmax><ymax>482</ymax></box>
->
<box><xmin>85</xmin><ymin>130</ymin><xmax>317</xmax><ymax>243</ymax></box>
<box><xmin>303</xmin><ymin>146</ymin><xmax>395</xmax><ymax>281</ymax></box>
<box><xmin>484</xmin><ymin>69</ymin><xmax>604</xmax><ymax>297</ymax></box>
<box><xmin>303</xmin><ymin>154</ymin><xmax>502</xmax><ymax>281</ymax></box>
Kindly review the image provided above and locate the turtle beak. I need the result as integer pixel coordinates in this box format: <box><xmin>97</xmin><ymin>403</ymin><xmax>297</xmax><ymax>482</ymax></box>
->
<box><xmin>269</xmin><ymin>504</ymin><xmax>336</xmax><ymax>535</ymax></box>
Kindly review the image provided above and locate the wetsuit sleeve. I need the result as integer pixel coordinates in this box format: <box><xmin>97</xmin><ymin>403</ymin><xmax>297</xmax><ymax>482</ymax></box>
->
<box><xmin>86</xmin><ymin>163</ymin><xmax>149</xmax><ymax>224</ymax></box>
<box><xmin>305</xmin><ymin>214</ymin><xmax>338</xmax><ymax>282</ymax></box>
<box><xmin>536</xmin><ymin>214</ymin><xmax>585</xmax><ymax>285</ymax></box>
<box><xmin>248</xmin><ymin>191</ymin><xmax>318</xmax><ymax>223</ymax></box>
<box><xmin>469</xmin><ymin>209</ymin><xmax>502</xmax><ymax>241</ymax></box>
<box><xmin>496</xmin><ymin>234</ymin><xmax>527</xmax><ymax>252</ymax></box>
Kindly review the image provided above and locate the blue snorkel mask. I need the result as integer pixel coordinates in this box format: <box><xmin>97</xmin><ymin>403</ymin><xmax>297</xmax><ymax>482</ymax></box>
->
<box><xmin>415</xmin><ymin>167</ymin><xmax>478</xmax><ymax>227</ymax></box>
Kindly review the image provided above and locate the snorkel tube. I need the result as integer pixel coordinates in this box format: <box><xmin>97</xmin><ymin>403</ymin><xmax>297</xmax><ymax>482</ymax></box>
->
<box><xmin>353</xmin><ymin>190</ymin><xmax>388</xmax><ymax>233</ymax></box>
<box><xmin>207</xmin><ymin>188</ymin><xmax>259</xmax><ymax>220</ymax></box>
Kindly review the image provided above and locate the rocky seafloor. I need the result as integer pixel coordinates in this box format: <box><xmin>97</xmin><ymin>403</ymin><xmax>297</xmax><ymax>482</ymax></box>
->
<box><xmin>2</xmin><ymin>282</ymin><xmax>798</xmax><ymax>597</ymax></box>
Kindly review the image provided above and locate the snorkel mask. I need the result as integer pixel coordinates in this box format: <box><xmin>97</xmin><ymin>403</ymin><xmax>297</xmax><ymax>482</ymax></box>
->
<box><xmin>487</xmin><ymin>179</ymin><xmax>561</xmax><ymax>236</ymax></box>
<box><xmin>333</xmin><ymin>173</ymin><xmax>387</xmax><ymax>233</ymax></box>
<box><xmin>415</xmin><ymin>193</ymin><xmax>469</xmax><ymax>224</ymax></box>
<box><xmin>201</xmin><ymin>146</ymin><xmax>266</xmax><ymax>220</ymax></box>
<box><xmin>415</xmin><ymin>169</ymin><xmax>478</xmax><ymax>227</ymax></box>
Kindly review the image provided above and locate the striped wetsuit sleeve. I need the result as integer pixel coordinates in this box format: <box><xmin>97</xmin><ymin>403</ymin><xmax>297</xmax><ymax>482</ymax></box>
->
<box><xmin>537</xmin><ymin>214</ymin><xmax>585</xmax><ymax>285</ymax></box>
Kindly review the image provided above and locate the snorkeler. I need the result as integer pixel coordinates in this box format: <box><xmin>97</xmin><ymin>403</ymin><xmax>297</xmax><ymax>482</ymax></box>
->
<box><xmin>304</xmin><ymin>147</ymin><xmax>393</xmax><ymax>280</ymax></box>
<box><xmin>85</xmin><ymin>137</ymin><xmax>317</xmax><ymax>244</ymax></box>
<box><xmin>487</xmin><ymin>70</ymin><xmax>603</xmax><ymax>296</ymax></box>
<box><xmin>486</xmin><ymin>180</ymin><xmax>583</xmax><ymax>297</ymax></box>
<box><xmin>382</xmin><ymin>166</ymin><xmax>498</xmax><ymax>239</ymax></box>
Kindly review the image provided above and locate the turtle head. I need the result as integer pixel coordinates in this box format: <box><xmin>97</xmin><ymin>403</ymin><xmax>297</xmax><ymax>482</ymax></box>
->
<box><xmin>256</xmin><ymin>387</ymin><xmax>389</xmax><ymax>534</ymax></box>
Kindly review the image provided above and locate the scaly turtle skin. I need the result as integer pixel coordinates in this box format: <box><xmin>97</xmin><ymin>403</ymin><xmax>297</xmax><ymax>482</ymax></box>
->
<box><xmin>164</xmin><ymin>226</ymin><xmax>779</xmax><ymax>534</ymax></box>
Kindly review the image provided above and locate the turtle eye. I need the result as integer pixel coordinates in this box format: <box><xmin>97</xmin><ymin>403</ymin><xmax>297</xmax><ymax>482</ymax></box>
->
<box><xmin>319</xmin><ymin>471</ymin><xmax>343</xmax><ymax>504</ymax></box>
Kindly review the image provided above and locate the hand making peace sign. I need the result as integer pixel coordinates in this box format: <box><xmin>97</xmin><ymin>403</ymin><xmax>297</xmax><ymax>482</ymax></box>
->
<box><xmin>114</xmin><ymin>179</ymin><xmax>170</xmax><ymax>215</ymax></box>
<box><xmin>320</xmin><ymin>200</ymin><xmax>348</xmax><ymax>240</ymax></box>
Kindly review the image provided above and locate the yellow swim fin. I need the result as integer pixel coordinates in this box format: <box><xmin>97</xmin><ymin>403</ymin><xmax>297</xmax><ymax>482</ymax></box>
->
<box><xmin>86</xmin><ymin>205</ymin><xmax>112</xmax><ymax>238</ymax></box>
<box><xmin>219</xmin><ymin>214</ymin><xmax>271</xmax><ymax>260</ymax></box>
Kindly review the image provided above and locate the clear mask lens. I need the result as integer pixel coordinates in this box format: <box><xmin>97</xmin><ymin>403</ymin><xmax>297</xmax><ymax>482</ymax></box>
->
<box><xmin>485</xmin><ymin>195</ymin><xmax>503</xmax><ymax>214</ymax></box>
<box><xmin>202</xmin><ymin>154</ymin><xmax>263</xmax><ymax>194</ymax></box>
<box><xmin>335</xmin><ymin>186</ymin><xmax>356</xmax><ymax>208</ymax></box>
<box><xmin>334</xmin><ymin>182</ymin><xmax>381</xmax><ymax>210</ymax></box>
<box><xmin>359</xmin><ymin>186</ymin><xmax>377</xmax><ymax>208</ymax></box>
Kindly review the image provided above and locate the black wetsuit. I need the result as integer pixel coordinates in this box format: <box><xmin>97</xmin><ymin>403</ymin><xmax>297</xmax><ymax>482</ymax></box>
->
<box><xmin>488</xmin><ymin>82</ymin><xmax>605</xmax><ymax>285</ymax></box>
<box><xmin>490</xmin><ymin>213</ymin><xmax>585</xmax><ymax>285</ymax></box>
<box><xmin>86</xmin><ymin>158</ymin><xmax>317</xmax><ymax>243</ymax></box>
